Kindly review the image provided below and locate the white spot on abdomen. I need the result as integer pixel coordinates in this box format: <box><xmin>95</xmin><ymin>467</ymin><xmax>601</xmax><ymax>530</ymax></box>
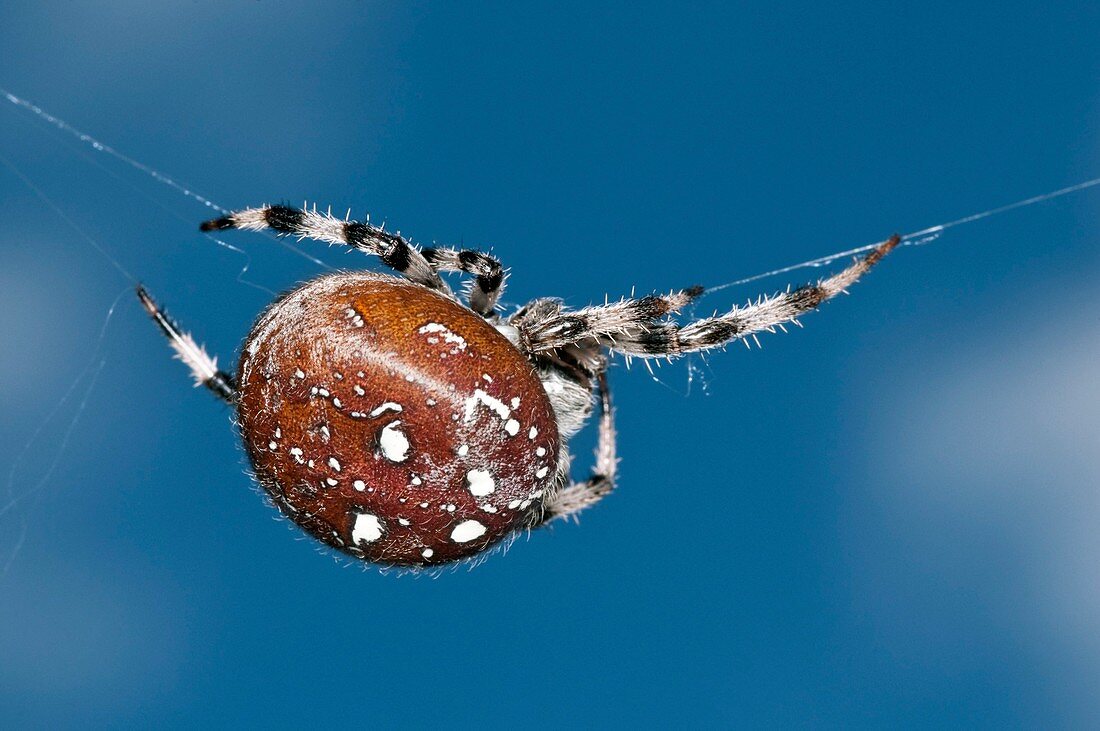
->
<box><xmin>418</xmin><ymin>322</ymin><xmax>468</xmax><ymax>351</ymax></box>
<box><xmin>379</xmin><ymin>421</ymin><xmax>411</xmax><ymax>462</ymax></box>
<box><xmin>450</xmin><ymin>520</ymin><xmax>487</xmax><ymax>543</ymax></box>
<box><xmin>351</xmin><ymin>513</ymin><xmax>384</xmax><ymax>545</ymax></box>
<box><xmin>369</xmin><ymin>402</ymin><xmax>403</xmax><ymax>418</ymax></box>
<box><xmin>465</xmin><ymin>469</ymin><xmax>496</xmax><ymax>496</ymax></box>
<box><xmin>466</xmin><ymin>389</ymin><xmax>521</xmax><ymax>436</ymax></box>
<box><xmin>464</xmin><ymin>389</ymin><xmax>509</xmax><ymax>422</ymax></box>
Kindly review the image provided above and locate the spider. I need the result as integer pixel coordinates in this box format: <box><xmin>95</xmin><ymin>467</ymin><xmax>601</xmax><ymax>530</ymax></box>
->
<box><xmin>138</xmin><ymin>203</ymin><xmax>899</xmax><ymax>568</ymax></box>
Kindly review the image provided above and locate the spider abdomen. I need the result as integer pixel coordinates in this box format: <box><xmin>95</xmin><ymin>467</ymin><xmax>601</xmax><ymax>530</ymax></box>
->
<box><xmin>237</xmin><ymin>272</ymin><xmax>560</xmax><ymax>566</ymax></box>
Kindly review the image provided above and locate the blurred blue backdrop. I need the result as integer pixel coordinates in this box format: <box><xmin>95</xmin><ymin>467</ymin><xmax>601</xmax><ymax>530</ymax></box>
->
<box><xmin>1</xmin><ymin>2</ymin><xmax>1098</xmax><ymax>727</ymax></box>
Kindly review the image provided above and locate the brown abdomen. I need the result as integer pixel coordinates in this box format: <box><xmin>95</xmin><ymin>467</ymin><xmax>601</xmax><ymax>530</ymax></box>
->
<box><xmin>237</xmin><ymin>272</ymin><xmax>560</xmax><ymax>566</ymax></box>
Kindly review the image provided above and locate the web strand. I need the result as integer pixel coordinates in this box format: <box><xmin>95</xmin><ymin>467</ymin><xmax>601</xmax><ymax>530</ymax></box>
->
<box><xmin>703</xmin><ymin>177</ymin><xmax>1100</xmax><ymax>296</ymax></box>
<box><xmin>6</xmin><ymin>86</ymin><xmax>1097</xmax><ymax>300</ymax></box>
<box><xmin>2</xmin><ymin>88</ymin><xmax>227</xmax><ymax>215</ymax></box>
<box><xmin>0</xmin><ymin>150</ymin><xmax>137</xmax><ymax>283</ymax></box>
<box><xmin>1</xmin><ymin>87</ymin><xmax>333</xmax><ymax>271</ymax></box>
<box><xmin>0</xmin><ymin>287</ymin><xmax>126</xmax><ymax>578</ymax></box>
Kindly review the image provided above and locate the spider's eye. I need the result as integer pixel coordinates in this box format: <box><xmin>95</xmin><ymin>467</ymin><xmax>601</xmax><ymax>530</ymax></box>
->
<box><xmin>236</xmin><ymin>273</ymin><xmax>560</xmax><ymax>566</ymax></box>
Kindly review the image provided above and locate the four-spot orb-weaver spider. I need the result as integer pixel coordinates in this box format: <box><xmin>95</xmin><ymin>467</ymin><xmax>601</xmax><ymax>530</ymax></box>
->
<box><xmin>138</xmin><ymin>202</ymin><xmax>898</xmax><ymax>568</ymax></box>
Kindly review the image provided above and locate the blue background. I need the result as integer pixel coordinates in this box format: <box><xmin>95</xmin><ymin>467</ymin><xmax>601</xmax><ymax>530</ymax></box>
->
<box><xmin>2</xmin><ymin>2</ymin><xmax>1098</xmax><ymax>727</ymax></box>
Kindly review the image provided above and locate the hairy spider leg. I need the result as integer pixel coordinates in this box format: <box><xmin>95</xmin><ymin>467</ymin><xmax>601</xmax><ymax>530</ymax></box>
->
<box><xmin>202</xmin><ymin>205</ymin><xmax>508</xmax><ymax>317</ymax></box>
<box><xmin>515</xmin><ymin>286</ymin><xmax>705</xmax><ymax>353</ymax></box>
<box><xmin>136</xmin><ymin>285</ymin><xmax>237</xmax><ymax>403</ymax></box>
<box><xmin>421</xmin><ymin>246</ymin><xmax>506</xmax><ymax>317</ymax></box>
<box><xmin>542</xmin><ymin>371</ymin><xmax>618</xmax><ymax>522</ymax></box>
<box><xmin>202</xmin><ymin>205</ymin><xmax>445</xmax><ymax>292</ymax></box>
<box><xmin>518</xmin><ymin>236</ymin><xmax>900</xmax><ymax>357</ymax></box>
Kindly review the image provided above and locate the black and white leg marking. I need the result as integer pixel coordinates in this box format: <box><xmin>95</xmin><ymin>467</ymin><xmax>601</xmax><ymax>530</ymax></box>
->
<box><xmin>541</xmin><ymin>372</ymin><xmax>618</xmax><ymax>523</ymax></box>
<box><xmin>421</xmin><ymin>247</ymin><xmax>506</xmax><ymax>317</ymax></box>
<box><xmin>517</xmin><ymin>286</ymin><xmax>704</xmax><ymax>354</ymax></box>
<box><xmin>520</xmin><ymin>236</ymin><xmax>899</xmax><ymax>358</ymax></box>
<box><xmin>136</xmin><ymin>286</ymin><xmax>237</xmax><ymax>404</ymax></box>
<box><xmin>201</xmin><ymin>205</ymin><xmax>448</xmax><ymax>292</ymax></box>
<box><xmin>648</xmin><ymin>235</ymin><xmax>900</xmax><ymax>357</ymax></box>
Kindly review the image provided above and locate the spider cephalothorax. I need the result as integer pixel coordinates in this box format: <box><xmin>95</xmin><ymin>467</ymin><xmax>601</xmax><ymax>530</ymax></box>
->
<box><xmin>139</xmin><ymin>203</ymin><xmax>898</xmax><ymax>568</ymax></box>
